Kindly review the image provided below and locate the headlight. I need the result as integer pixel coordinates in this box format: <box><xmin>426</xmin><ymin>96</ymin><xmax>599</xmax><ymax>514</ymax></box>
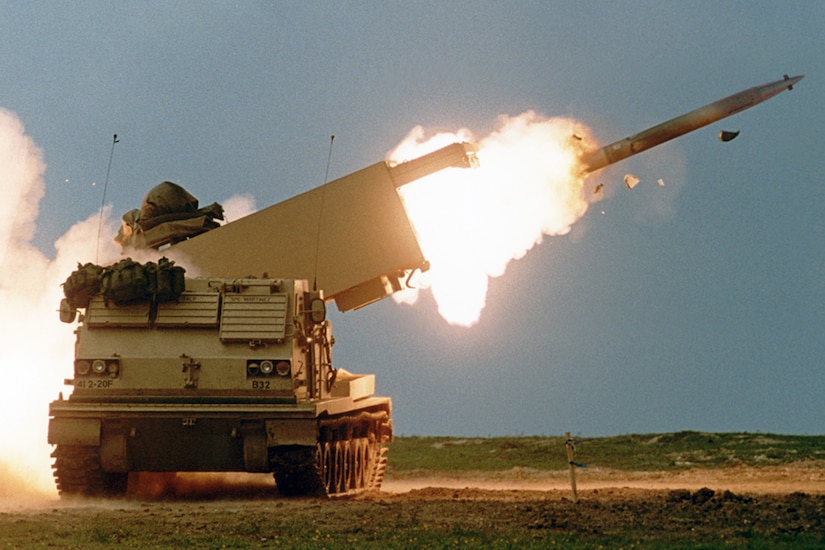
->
<box><xmin>92</xmin><ymin>360</ymin><xmax>106</xmax><ymax>374</ymax></box>
<box><xmin>76</xmin><ymin>360</ymin><xmax>90</xmax><ymax>375</ymax></box>
<box><xmin>260</xmin><ymin>360</ymin><xmax>274</xmax><ymax>374</ymax></box>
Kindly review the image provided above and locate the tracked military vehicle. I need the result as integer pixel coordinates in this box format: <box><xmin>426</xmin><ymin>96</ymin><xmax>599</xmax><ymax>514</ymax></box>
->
<box><xmin>51</xmin><ymin>267</ymin><xmax>391</xmax><ymax>496</ymax></box>
<box><xmin>48</xmin><ymin>142</ymin><xmax>478</xmax><ymax>497</ymax></box>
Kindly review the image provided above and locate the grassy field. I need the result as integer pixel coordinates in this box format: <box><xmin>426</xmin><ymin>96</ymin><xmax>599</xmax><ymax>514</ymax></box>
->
<box><xmin>387</xmin><ymin>431</ymin><xmax>825</xmax><ymax>474</ymax></box>
<box><xmin>2</xmin><ymin>432</ymin><xmax>822</xmax><ymax>549</ymax></box>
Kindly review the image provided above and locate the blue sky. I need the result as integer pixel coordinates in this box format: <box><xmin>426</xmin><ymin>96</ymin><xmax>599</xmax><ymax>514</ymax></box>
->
<box><xmin>2</xmin><ymin>2</ymin><xmax>822</xmax><ymax>437</ymax></box>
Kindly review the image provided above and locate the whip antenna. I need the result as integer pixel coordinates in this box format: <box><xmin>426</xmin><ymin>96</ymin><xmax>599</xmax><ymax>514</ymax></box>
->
<box><xmin>324</xmin><ymin>134</ymin><xmax>335</xmax><ymax>185</ymax></box>
<box><xmin>96</xmin><ymin>133</ymin><xmax>119</xmax><ymax>263</ymax></box>
<box><xmin>312</xmin><ymin>135</ymin><xmax>335</xmax><ymax>290</ymax></box>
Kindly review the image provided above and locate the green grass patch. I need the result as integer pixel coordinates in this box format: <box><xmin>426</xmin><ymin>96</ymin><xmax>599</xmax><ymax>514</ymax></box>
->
<box><xmin>387</xmin><ymin>431</ymin><xmax>825</xmax><ymax>474</ymax></box>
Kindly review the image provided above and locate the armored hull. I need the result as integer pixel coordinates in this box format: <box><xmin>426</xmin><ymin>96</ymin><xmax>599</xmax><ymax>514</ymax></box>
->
<box><xmin>49</xmin><ymin>275</ymin><xmax>391</xmax><ymax>497</ymax></box>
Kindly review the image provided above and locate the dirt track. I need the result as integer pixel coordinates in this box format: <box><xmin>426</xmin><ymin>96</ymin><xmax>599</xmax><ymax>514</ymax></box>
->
<box><xmin>384</xmin><ymin>461</ymin><xmax>825</xmax><ymax>494</ymax></box>
<box><xmin>2</xmin><ymin>465</ymin><xmax>824</xmax><ymax>547</ymax></box>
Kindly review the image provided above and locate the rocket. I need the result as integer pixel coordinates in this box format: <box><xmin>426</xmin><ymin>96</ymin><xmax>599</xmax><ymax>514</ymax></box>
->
<box><xmin>580</xmin><ymin>74</ymin><xmax>804</xmax><ymax>175</ymax></box>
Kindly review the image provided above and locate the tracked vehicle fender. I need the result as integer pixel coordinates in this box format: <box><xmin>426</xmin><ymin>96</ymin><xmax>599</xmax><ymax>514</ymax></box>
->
<box><xmin>266</xmin><ymin>419</ymin><xmax>319</xmax><ymax>447</ymax></box>
<box><xmin>48</xmin><ymin>418</ymin><xmax>100</xmax><ymax>446</ymax></box>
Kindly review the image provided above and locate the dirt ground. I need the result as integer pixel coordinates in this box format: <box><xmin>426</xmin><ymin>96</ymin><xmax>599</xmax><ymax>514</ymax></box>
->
<box><xmin>2</xmin><ymin>465</ymin><xmax>824</xmax><ymax>547</ymax></box>
<box><xmin>385</xmin><ymin>461</ymin><xmax>825</xmax><ymax>495</ymax></box>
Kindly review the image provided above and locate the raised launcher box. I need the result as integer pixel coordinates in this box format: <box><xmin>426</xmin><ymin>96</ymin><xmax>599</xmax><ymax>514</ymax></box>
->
<box><xmin>168</xmin><ymin>142</ymin><xmax>479</xmax><ymax>313</ymax></box>
<box><xmin>330</xmin><ymin>369</ymin><xmax>376</xmax><ymax>400</ymax></box>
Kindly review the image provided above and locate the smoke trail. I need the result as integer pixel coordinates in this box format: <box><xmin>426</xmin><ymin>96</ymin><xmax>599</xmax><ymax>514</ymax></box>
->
<box><xmin>0</xmin><ymin>110</ymin><xmax>265</xmax><ymax>502</ymax></box>
<box><xmin>0</xmin><ymin>110</ymin><xmax>119</xmax><ymax>501</ymax></box>
<box><xmin>0</xmin><ymin>109</ymin><xmax>61</xmax><ymax>499</ymax></box>
<box><xmin>0</xmin><ymin>110</ymin><xmax>44</xmax><ymax>270</ymax></box>
<box><xmin>390</xmin><ymin>111</ymin><xmax>596</xmax><ymax>326</ymax></box>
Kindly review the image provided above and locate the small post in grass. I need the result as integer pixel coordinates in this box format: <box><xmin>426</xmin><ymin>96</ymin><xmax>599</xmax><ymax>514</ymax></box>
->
<box><xmin>565</xmin><ymin>432</ymin><xmax>578</xmax><ymax>503</ymax></box>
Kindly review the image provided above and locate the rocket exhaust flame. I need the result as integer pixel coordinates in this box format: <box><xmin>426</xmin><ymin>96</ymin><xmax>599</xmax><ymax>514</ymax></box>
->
<box><xmin>390</xmin><ymin>111</ymin><xmax>597</xmax><ymax>326</ymax></box>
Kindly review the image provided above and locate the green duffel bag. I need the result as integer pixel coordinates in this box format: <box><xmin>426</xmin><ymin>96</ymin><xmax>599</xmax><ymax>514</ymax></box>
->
<box><xmin>101</xmin><ymin>258</ymin><xmax>151</xmax><ymax>305</ymax></box>
<box><xmin>62</xmin><ymin>262</ymin><xmax>104</xmax><ymax>309</ymax></box>
<box><xmin>146</xmin><ymin>257</ymin><xmax>186</xmax><ymax>302</ymax></box>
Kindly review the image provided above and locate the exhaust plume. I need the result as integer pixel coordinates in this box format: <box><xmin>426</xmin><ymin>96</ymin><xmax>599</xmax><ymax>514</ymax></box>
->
<box><xmin>0</xmin><ymin>109</ymin><xmax>265</xmax><ymax>502</ymax></box>
<box><xmin>390</xmin><ymin>111</ymin><xmax>597</xmax><ymax>326</ymax></box>
<box><xmin>0</xmin><ymin>110</ymin><xmax>121</xmax><ymax>502</ymax></box>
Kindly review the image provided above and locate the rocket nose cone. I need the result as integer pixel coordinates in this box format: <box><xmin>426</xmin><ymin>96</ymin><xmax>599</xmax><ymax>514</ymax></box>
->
<box><xmin>785</xmin><ymin>75</ymin><xmax>804</xmax><ymax>89</ymax></box>
<box><xmin>757</xmin><ymin>75</ymin><xmax>804</xmax><ymax>102</ymax></box>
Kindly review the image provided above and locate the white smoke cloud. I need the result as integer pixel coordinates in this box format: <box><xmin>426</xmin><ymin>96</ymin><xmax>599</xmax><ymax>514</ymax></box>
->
<box><xmin>0</xmin><ymin>110</ymin><xmax>45</xmax><ymax>270</ymax></box>
<box><xmin>221</xmin><ymin>193</ymin><xmax>257</xmax><ymax>223</ymax></box>
<box><xmin>0</xmin><ymin>110</ymin><xmax>119</xmax><ymax>501</ymax></box>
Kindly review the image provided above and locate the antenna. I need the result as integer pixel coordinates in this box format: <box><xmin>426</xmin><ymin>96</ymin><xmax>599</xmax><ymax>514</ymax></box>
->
<box><xmin>324</xmin><ymin>134</ymin><xmax>335</xmax><ymax>185</ymax></box>
<box><xmin>95</xmin><ymin>134</ymin><xmax>119</xmax><ymax>263</ymax></box>
<box><xmin>312</xmin><ymin>135</ymin><xmax>335</xmax><ymax>290</ymax></box>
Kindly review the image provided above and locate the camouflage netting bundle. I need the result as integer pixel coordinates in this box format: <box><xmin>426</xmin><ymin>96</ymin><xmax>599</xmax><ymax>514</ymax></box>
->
<box><xmin>62</xmin><ymin>257</ymin><xmax>186</xmax><ymax>308</ymax></box>
<box><xmin>115</xmin><ymin>182</ymin><xmax>224</xmax><ymax>249</ymax></box>
<box><xmin>140</xmin><ymin>181</ymin><xmax>200</xmax><ymax>220</ymax></box>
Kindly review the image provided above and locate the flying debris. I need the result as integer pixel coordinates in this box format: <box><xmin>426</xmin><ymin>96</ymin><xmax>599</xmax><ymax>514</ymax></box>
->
<box><xmin>718</xmin><ymin>130</ymin><xmax>740</xmax><ymax>142</ymax></box>
<box><xmin>594</xmin><ymin>183</ymin><xmax>604</xmax><ymax>194</ymax></box>
<box><xmin>579</xmin><ymin>74</ymin><xmax>804</xmax><ymax>175</ymax></box>
<box><xmin>657</xmin><ymin>178</ymin><xmax>666</xmax><ymax>187</ymax></box>
<box><xmin>624</xmin><ymin>174</ymin><xmax>640</xmax><ymax>190</ymax></box>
